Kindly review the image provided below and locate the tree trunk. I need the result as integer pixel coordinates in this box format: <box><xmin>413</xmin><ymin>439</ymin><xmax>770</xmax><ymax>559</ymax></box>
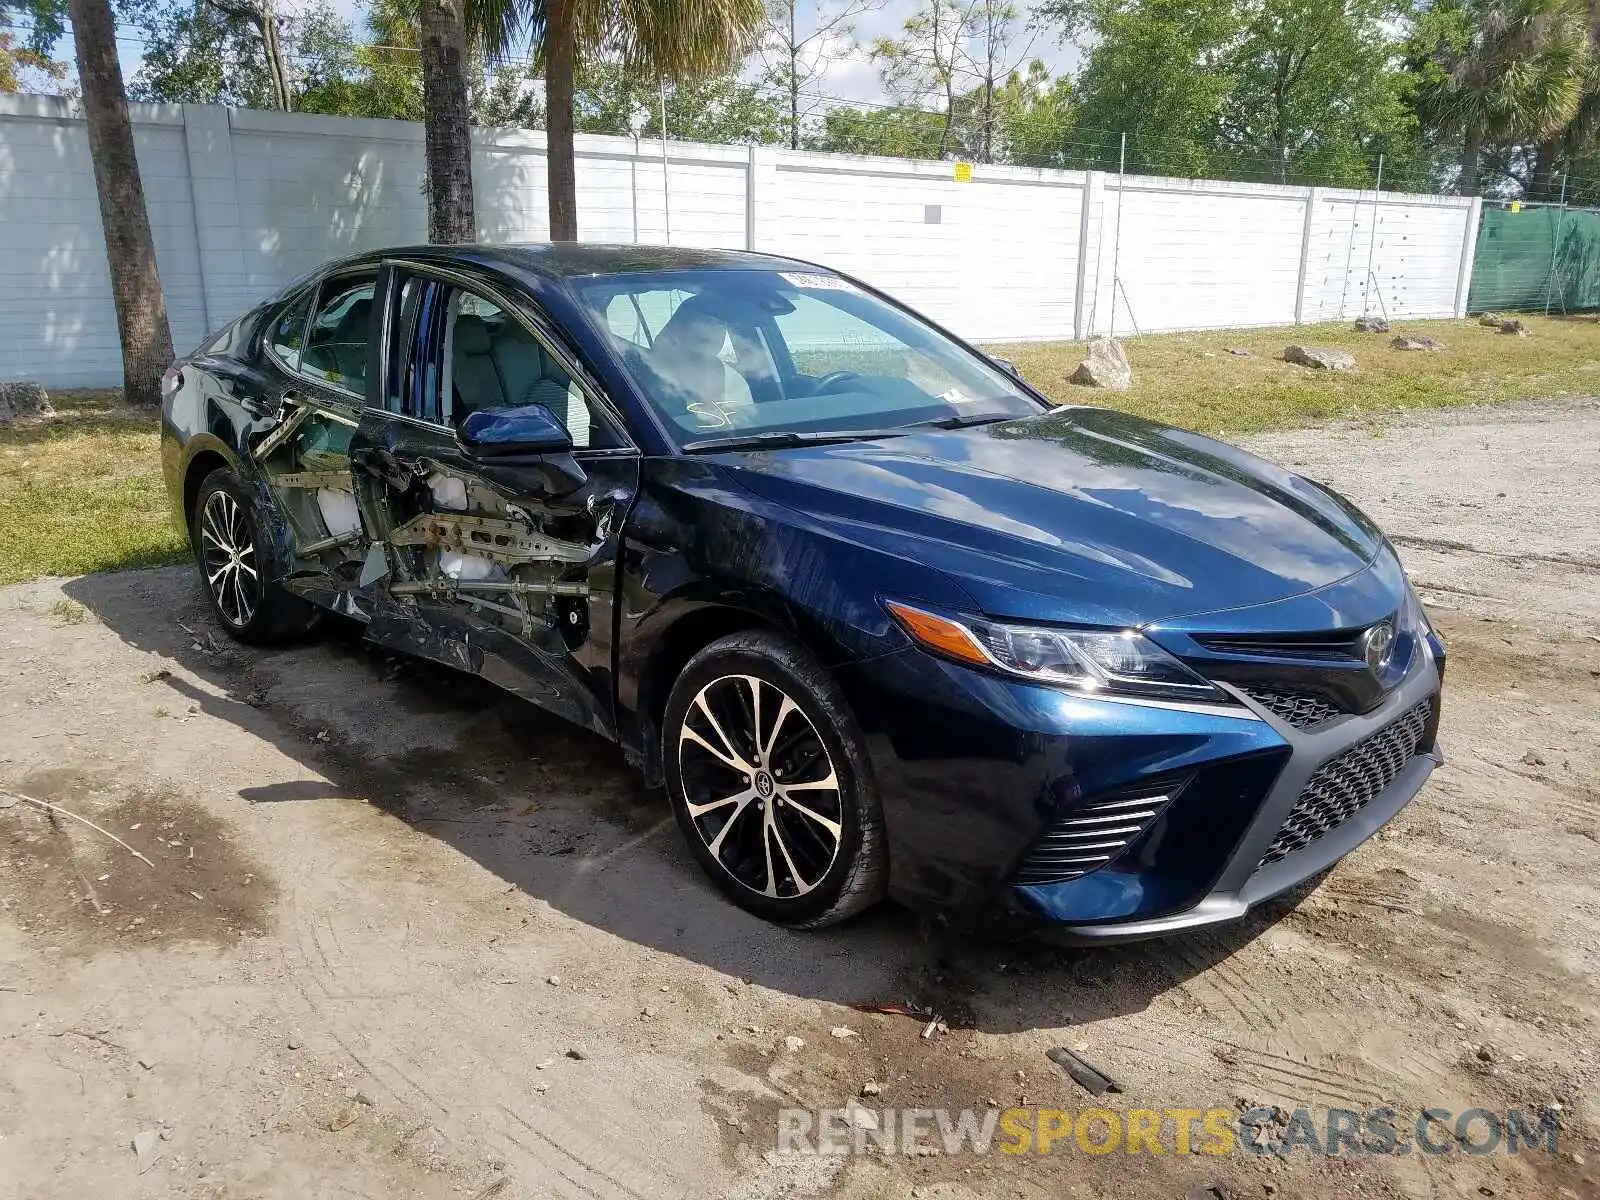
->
<box><xmin>1459</xmin><ymin>131</ymin><xmax>1481</xmax><ymax>196</ymax></box>
<box><xmin>788</xmin><ymin>1</ymin><xmax>799</xmax><ymax>151</ymax></box>
<box><xmin>1530</xmin><ymin>139</ymin><xmax>1561</xmax><ymax>202</ymax></box>
<box><xmin>545</xmin><ymin>0</ymin><xmax>578</xmax><ymax>241</ymax></box>
<box><xmin>259</xmin><ymin>0</ymin><xmax>292</xmax><ymax>112</ymax></box>
<box><xmin>419</xmin><ymin>0</ymin><xmax>475</xmax><ymax>243</ymax></box>
<box><xmin>68</xmin><ymin>0</ymin><xmax>173</xmax><ymax>408</ymax></box>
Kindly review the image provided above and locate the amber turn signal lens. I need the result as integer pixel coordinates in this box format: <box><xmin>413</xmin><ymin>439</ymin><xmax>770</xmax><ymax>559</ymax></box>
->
<box><xmin>885</xmin><ymin>602</ymin><xmax>989</xmax><ymax>667</ymax></box>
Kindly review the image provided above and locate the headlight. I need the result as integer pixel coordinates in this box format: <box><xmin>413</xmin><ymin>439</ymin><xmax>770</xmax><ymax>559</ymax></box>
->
<box><xmin>886</xmin><ymin>601</ymin><xmax>1227</xmax><ymax>703</ymax></box>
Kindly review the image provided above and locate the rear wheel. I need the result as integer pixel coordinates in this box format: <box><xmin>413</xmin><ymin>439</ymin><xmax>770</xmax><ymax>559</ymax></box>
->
<box><xmin>663</xmin><ymin>630</ymin><xmax>887</xmax><ymax>928</ymax></box>
<box><xmin>191</xmin><ymin>468</ymin><xmax>316</xmax><ymax>645</ymax></box>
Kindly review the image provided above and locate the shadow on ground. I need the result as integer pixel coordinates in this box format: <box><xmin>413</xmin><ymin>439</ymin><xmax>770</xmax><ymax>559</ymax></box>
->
<box><xmin>63</xmin><ymin>566</ymin><xmax>1307</xmax><ymax>1038</ymax></box>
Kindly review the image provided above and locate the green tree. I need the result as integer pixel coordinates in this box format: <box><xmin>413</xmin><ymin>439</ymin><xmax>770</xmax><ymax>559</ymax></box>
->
<box><xmin>127</xmin><ymin>0</ymin><xmax>357</xmax><ymax>109</ymax></box>
<box><xmin>760</xmin><ymin>0</ymin><xmax>879</xmax><ymax>149</ymax></box>
<box><xmin>570</xmin><ymin>57</ymin><xmax>785</xmax><ymax>142</ymax></box>
<box><xmin>809</xmin><ymin>102</ymin><xmax>947</xmax><ymax>157</ymax></box>
<box><xmin>0</xmin><ymin>30</ymin><xmax>68</xmax><ymax>90</ymax></box>
<box><xmin>1218</xmin><ymin>0</ymin><xmax>1410</xmax><ymax>184</ymax></box>
<box><xmin>1412</xmin><ymin>0</ymin><xmax>1589</xmax><ymax>194</ymax></box>
<box><xmin>870</xmin><ymin>0</ymin><xmax>982</xmax><ymax>158</ymax></box>
<box><xmin>1048</xmin><ymin>0</ymin><xmax>1239</xmax><ymax>176</ymax></box>
<box><xmin>988</xmin><ymin>60</ymin><xmax>1077</xmax><ymax>167</ymax></box>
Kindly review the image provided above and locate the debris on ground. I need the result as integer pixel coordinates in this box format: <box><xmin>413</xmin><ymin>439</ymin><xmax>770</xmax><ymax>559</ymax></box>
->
<box><xmin>853</xmin><ymin>1000</ymin><xmax>934</xmax><ymax>1020</ymax></box>
<box><xmin>131</xmin><ymin>1128</ymin><xmax>163</xmax><ymax>1173</ymax></box>
<box><xmin>329</xmin><ymin>1105</ymin><xmax>359</xmax><ymax>1131</ymax></box>
<box><xmin>564</xmin><ymin>1047</ymin><xmax>588</xmax><ymax>1060</ymax></box>
<box><xmin>782</xmin><ymin>1035</ymin><xmax>805</xmax><ymax>1052</ymax></box>
<box><xmin>286</xmin><ymin>1031</ymin><xmax>304</xmax><ymax>1050</ymax></box>
<box><xmin>1523</xmin><ymin>749</ymin><xmax>1547</xmax><ymax>766</ymax></box>
<box><xmin>1284</xmin><ymin>345</ymin><xmax>1356</xmax><ymax>371</ymax></box>
<box><xmin>920</xmin><ymin>1016</ymin><xmax>948</xmax><ymax>1040</ymax></box>
<box><xmin>1392</xmin><ymin>334</ymin><xmax>1446</xmax><ymax>351</ymax></box>
<box><xmin>0</xmin><ymin>789</ymin><xmax>155</xmax><ymax>868</ymax></box>
<box><xmin>1045</xmin><ymin>1046</ymin><xmax>1122</xmax><ymax>1097</ymax></box>
<box><xmin>860</xmin><ymin>1081</ymin><xmax>882</xmax><ymax>1097</ymax></box>
<box><xmin>1353</xmin><ymin>316</ymin><xmax>1391</xmax><ymax>333</ymax></box>
<box><xmin>1224</xmin><ymin>347</ymin><xmax>1252</xmax><ymax>356</ymax></box>
<box><xmin>1498</xmin><ymin>319</ymin><xmax>1530</xmax><ymax>336</ymax></box>
<box><xmin>829</xmin><ymin>1026</ymin><xmax>859</xmax><ymax>1040</ymax></box>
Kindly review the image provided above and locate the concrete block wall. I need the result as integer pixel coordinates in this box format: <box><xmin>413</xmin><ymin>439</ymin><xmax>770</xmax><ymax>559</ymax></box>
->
<box><xmin>0</xmin><ymin>95</ymin><xmax>1482</xmax><ymax>388</ymax></box>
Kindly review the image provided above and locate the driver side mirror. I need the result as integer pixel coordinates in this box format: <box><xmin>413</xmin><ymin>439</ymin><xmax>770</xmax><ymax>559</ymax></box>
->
<box><xmin>990</xmin><ymin>356</ymin><xmax>1023</xmax><ymax>381</ymax></box>
<box><xmin>456</xmin><ymin>404</ymin><xmax>573</xmax><ymax>457</ymax></box>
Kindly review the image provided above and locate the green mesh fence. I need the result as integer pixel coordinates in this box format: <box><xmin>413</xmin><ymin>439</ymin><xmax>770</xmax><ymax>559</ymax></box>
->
<box><xmin>1468</xmin><ymin>203</ymin><xmax>1600</xmax><ymax>313</ymax></box>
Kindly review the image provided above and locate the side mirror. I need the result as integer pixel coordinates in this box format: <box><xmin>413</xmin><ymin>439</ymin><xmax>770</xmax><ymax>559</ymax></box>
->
<box><xmin>990</xmin><ymin>356</ymin><xmax>1023</xmax><ymax>380</ymax></box>
<box><xmin>457</xmin><ymin>404</ymin><xmax>573</xmax><ymax>457</ymax></box>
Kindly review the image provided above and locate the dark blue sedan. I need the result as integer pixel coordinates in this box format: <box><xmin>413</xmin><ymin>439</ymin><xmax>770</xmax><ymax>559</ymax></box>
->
<box><xmin>160</xmin><ymin>244</ymin><xmax>1445</xmax><ymax>937</ymax></box>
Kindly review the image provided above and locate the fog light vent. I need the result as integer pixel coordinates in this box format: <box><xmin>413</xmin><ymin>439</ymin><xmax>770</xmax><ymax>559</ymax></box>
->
<box><xmin>1014</xmin><ymin>779</ymin><xmax>1185</xmax><ymax>886</ymax></box>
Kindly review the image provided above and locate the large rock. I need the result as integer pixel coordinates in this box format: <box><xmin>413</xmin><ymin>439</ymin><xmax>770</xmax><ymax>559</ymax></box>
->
<box><xmin>1284</xmin><ymin>345</ymin><xmax>1356</xmax><ymax>371</ymax></box>
<box><xmin>1498</xmin><ymin>319</ymin><xmax>1530</xmax><ymax>336</ymax></box>
<box><xmin>1391</xmin><ymin>334</ymin><xmax>1445</xmax><ymax>351</ymax></box>
<box><xmin>1353</xmin><ymin>316</ymin><xmax>1391</xmax><ymax>333</ymax></box>
<box><xmin>0</xmin><ymin>381</ymin><xmax>53</xmax><ymax>425</ymax></box>
<box><xmin>1478</xmin><ymin>313</ymin><xmax>1504</xmax><ymax>327</ymax></box>
<box><xmin>1070</xmin><ymin>336</ymin><xmax>1133</xmax><ymax>390</ymax></box>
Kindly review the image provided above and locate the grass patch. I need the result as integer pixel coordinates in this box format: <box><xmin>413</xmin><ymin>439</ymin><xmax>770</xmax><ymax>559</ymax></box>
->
<box><xmin>0</xmin><ymin>389</ymin><xmax>187</xmax><ymax>586</ymax></box>
<box><xmin>989</xmin><ymin>314</ymin><xmax>1600</xmax><ymax>437</ymax></box>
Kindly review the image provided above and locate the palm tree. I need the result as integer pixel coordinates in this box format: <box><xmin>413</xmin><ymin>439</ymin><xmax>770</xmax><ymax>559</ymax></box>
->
<box><xmin>1417</xmin><ymin>0</ymin><xmax>1589</xmax><ymax>194</ymax></box>
<box><xmin>417</xmin><ymin>0</ymin><xmax>764</xmax><ymax>244</ymax></box>
<box><xmin>544</xmin><ymin>1</ymin><xmax>766</xmax><ymax>239</ymax></box>
<box><xmin>1529</xmin><ymin>0</ymin><xmax>1600</xmax><ymax>199</ymax></box>
<box><xmin>420</xmin><ymin>0</ymin><xmax>477</xmax><ymax>242</ymax></box>
<box><xmin>67</xmin><ymin>0</ymin><xmax>175</xmax><ymax>405</ymax></box>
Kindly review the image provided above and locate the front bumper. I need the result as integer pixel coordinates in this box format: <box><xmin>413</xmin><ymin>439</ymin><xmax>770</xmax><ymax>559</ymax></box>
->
<box><xmin>835</xmin><ymin>623</ymin><xmax>1443</xmax><ymax>941</ymax></box>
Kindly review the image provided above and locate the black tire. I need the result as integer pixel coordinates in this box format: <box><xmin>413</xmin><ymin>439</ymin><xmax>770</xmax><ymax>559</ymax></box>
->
<box><xmin>191</xmin><ymin>467</ymin><xmax>317</xmax><ymax>646</ymax></box>
<box><xmin>663</xmin><ymin>630</ymin><xmax>887</xmax><ymax>928</ymax></box>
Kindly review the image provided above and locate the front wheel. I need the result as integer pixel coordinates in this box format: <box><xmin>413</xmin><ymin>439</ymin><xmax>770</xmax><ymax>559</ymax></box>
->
<box><xmin>662</xmin><ymin>630</ymin><xmax>887</xmax><ymax>928</ymax></box>
<box><xmin>191</xmin><ymin>468</ymin><xmax>316</xmax><ymax>645</ymax></box>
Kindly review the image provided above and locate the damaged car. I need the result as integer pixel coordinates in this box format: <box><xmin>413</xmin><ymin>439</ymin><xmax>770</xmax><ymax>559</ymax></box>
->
<box><xmin>161</xmin><ymin>244</ymin><xmax>1446</xmax><ymax>937</ymax></box>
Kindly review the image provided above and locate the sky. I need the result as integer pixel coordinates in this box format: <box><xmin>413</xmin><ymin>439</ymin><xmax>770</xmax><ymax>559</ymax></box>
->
<box><xmin>77</xmin><ymin>0</ymin><xmax>1087</xmax><ymax>111</ymax></box>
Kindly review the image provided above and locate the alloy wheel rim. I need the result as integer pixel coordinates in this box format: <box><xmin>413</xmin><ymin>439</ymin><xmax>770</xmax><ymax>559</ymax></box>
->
<box><xmin>676</xmin><ymin>674</ymin><xmax>843</xmax><ymax>900</ymax></box>
<box><xmin>199</xmin><ymin>490</ymin><xmax>260</xmax><ymax>627</ymax></box>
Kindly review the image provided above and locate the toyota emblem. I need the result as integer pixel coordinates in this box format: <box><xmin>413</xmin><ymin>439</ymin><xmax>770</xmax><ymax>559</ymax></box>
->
<box><xmin>1361</xmin><ymin>619</ymin><xmax>1396</xmax><ymax>673</ymax></box>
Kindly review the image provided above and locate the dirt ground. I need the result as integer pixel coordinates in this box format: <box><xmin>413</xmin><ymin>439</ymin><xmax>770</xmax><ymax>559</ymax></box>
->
<box><xmin>1</xmin><ymin>398</ymin><xmax>1597</xmax><ymax>1200</ymax></box>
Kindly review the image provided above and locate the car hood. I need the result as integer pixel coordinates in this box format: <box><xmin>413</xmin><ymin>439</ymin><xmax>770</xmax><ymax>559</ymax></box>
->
<box><xmin>716</xmin><ymin>407</ymin><xmax>1387</xmax><ymax>627</ymax></box>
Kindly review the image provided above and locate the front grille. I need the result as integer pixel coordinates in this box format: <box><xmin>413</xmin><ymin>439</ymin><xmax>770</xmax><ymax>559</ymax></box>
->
<box><xmin>1192</xmin><ymin>630</ymin><xmax>1368</xmax><ymax>661</ymax></box>
<box><xmin>1259</xmin><ymin>699</ymin><xmax>1432</xmax><ymax>867</ymax></box>
<box><xmin>1240</xmin><ymin>686</ymin><xmax>1344</xmax><ymax>730</ymax></box>
<box><xmin>1015</xmin><ymin>780</ymin><xmax>1183</xmax><ymax>886</ymax></box>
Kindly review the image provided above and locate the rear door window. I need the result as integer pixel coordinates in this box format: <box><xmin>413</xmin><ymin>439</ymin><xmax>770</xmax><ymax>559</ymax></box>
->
<box><xmin>299</xmin><ymin>275</ymin><xmax>378</xmax><ymax>396</ymax></box>
<box><xmin>266</xmin><ymin>290</ymin><xmax>314</xmax><ymax>370</ymax></box>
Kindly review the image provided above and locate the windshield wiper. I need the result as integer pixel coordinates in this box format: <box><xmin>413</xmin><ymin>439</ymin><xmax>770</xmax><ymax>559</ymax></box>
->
<box><xmin>681</xmin><ymin>428</ymin><xmax>910</xmax><ymax>453</ymax></box>
<box><xmin>913</xmin><ymin>411</ymin><xmax>1018</xmax><ymax>430</ymax></box>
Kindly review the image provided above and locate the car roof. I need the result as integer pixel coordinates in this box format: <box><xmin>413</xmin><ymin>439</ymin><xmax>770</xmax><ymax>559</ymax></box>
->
<box><xmin>322</xmin><ymin>242</ymin><xmax>821</xmax><ymax>281</ymax></box>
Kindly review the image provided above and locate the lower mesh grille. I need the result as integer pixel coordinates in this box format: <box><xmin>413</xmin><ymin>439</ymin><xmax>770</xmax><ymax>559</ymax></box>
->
<box><xmin>1259</xmin><ymin>699</ymin><xmax>1432</xmax><ymax>866</ymax></box>
<box><xmin>1015</xmin><ymin>781</ymin><xmax>1183</xmax><ymax>886</ymax></box>
<box><xmin>1241</xmin><ymin>686</ymin><xmax>1344</xmax><ymax>730</ymax></box>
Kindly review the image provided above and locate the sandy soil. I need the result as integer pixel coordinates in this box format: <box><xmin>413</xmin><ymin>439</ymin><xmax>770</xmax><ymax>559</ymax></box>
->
<box><xmin>1</xmin><ymin>399</ymin><xmax>1596</xmax><ymax>1200</ymax></box>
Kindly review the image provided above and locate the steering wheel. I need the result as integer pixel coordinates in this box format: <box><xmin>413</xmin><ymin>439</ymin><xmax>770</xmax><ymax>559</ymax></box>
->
<box><xmin>812</xmin><ymin>371</ymin><xmax>862</xmax><ymax>395</ymax></box>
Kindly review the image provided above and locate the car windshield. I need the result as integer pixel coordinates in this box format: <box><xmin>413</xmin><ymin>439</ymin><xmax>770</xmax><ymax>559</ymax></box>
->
<box><xmin>569</xmin><ymin>267</ymin><xmax>1041</xmax><ymax>447</ymax></box>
